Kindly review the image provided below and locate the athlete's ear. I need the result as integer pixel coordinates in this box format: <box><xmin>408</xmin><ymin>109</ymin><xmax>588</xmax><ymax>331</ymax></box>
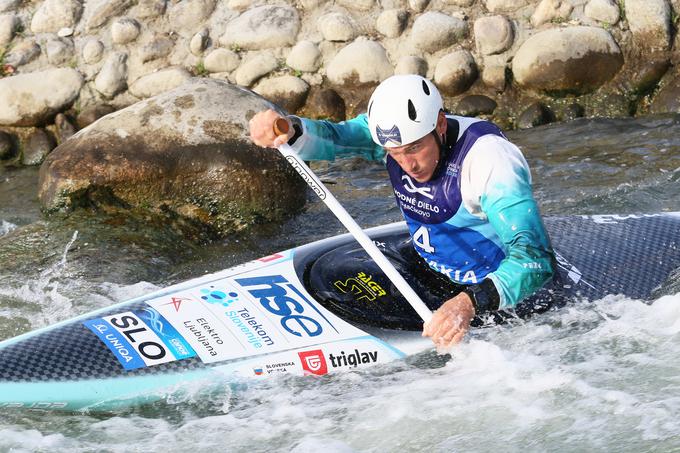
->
<box><xmin>436</xmin><ymin>110</ymin><xmax>447</xmax><ymax>136</ymax></box>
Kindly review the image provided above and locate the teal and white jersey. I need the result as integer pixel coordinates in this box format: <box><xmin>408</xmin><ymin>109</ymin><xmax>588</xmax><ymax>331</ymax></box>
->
<box><xmin>289</xmin><ymin>113</ymin><xmax>554</xmax><ymax>310</ymax></box>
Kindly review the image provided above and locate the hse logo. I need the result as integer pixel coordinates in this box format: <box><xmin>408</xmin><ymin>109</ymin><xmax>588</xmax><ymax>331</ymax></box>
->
<box><xmin>235</xmin><ymin>274</ymin><xmax>339</xmax><ymax>337</ymax></box>
<box><xmin>298</xmin><ymin>349</ymin><xmax>328</xmax><ymax>375</ymax></box>
<box><xmin>201</xmin><ymin>286</ymin><xmax>239</xmax><ymax>308</ymax></box>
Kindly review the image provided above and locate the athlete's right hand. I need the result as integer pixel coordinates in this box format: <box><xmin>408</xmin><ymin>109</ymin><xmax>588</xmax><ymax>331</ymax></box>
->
<box><xmin>249</xmin><ymin>109</ymin><xmax>293</xmax><ymax>148</ymax></box>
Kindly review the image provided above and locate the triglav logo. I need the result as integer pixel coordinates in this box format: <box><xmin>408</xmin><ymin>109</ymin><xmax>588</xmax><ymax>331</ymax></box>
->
<box><xmin>376</xmin><ymin>125</ymin><xmax>402</xmax><ymax>146</ymax></box>
<box><xmin>298</xmin><ymin>349</ymin><xmax>328</xmax><ymax>375</ymax></box>
<box><xmin>401</xmin><ymin>174</ymin><xmax>434</xmax><ymax>199</ymax></box>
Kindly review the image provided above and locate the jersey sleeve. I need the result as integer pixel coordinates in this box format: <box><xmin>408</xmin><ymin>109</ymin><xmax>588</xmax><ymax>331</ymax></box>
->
<box><xmin>461</xmin><ymin>135</ymin><xmax>555</xmax><ymax>309</ymax></box>
<box><xmin>289</xmin><ymin>113</ymin><xmax>386</xmax><ymax>162</ymax></box>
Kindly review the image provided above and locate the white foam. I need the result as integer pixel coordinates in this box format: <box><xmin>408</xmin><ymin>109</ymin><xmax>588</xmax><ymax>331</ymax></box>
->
<box><xmin>1</xmin><ymin>293</ymin><xmax>680</xmax><ymax>452</ymax></box>
<box><xmin>0</xmin><ymin>220</ymin><xmax>16</xmax><ymax>236</ymax></box>
<box><xmin>0</xmin><ymin>428</ymin><xmax>66</xmax><ymax>452</ymax></box>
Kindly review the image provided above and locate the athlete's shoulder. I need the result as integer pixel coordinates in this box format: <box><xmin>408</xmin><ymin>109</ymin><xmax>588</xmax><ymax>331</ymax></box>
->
<box><xmin>445</xmin><ymin>114</ymin><xmax>506</xmax><ymax>142</ymax></box>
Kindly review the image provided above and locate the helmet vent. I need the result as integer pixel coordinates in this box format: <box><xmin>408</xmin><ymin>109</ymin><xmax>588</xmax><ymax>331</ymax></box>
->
<box><xmin>407</xmin><ymin>99</ymin><xmax>417</xmax><ymax>121</ymax></box>
<box><xmin>368</xmin><ymin>100</ymin><xmax>373</xmax><ymax>117</ymax></box>
<box><xmin>422</xmin><ymin>80</ymin><xmax>430</xmax><ymax>95</ymax></box>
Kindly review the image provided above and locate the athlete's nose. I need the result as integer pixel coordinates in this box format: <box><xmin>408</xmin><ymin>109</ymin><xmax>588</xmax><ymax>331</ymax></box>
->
<box><xmin>404</xmin><ymin>155</ymin><xmax>419</xmax><ymax>172</ymax></box>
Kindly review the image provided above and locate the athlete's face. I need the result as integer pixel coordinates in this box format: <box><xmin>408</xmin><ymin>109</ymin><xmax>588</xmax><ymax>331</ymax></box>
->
<box><xmin>385</xmin><ymin>112</ymin><xmax>447</xmax><ymax>183</ymax></box>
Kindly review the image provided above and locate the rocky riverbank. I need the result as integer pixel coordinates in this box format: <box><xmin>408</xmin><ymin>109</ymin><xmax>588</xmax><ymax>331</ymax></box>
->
<box><xmin>2</xmin><ymin>0</ymin><xmax>680</xmax><ymax>234</ymax></box>
<box><xmin>2</xmin><ymin>0</ymin><xmax>680</xmax><ymax>164</ymax></box>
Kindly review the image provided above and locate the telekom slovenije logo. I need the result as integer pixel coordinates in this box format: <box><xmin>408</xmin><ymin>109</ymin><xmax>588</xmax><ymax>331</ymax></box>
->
<box><xmin>298</xmin><ymin>349</ymin><xmax>328</xmax><ymax>376</ymax></box>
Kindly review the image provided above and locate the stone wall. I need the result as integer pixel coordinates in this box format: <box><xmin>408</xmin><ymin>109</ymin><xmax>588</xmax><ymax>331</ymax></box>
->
<box><xmin>1</xmin><ymin>0</ymin><xmax>680</xmax><ymax>165</ymax></box>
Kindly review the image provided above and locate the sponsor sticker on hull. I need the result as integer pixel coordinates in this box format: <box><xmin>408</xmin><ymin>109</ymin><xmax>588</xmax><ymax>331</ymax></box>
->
<box><xmin>83</xmin><ymin>309</ymin><xmax>195</xmax><ymax>370</ymax></box>
<box><xmin>84</xmin><ymin>264</ymin><xmax>366</xmax><ymax>370</ymax></box>
<box><xmin>298</xmin><ymin>349</ymin><xmax>327</xmax><ymax>376</ymax></box>
<box><xmin>225</xmin><ymin>337</ymin><xmax>405</xmax><ymax>378</ymax></box>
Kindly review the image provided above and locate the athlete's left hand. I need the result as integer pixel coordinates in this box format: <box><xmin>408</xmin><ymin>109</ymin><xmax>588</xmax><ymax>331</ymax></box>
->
<box><xmin>422</xmin><ymin>292</ymin><xmax>476</xmax><ymax>351</ymax></box>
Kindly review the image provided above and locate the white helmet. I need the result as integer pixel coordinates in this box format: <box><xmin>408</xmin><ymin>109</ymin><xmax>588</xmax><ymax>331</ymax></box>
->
<box><xmin>367</xmin><ymin>74</ymin><xmax>443</xmax><ymax>148</ymax></box>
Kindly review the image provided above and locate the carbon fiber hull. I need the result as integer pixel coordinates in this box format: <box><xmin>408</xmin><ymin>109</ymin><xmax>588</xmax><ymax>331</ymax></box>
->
<box><xmin>1</xmin><ymin>213</ymin><xmax>679</xmax><ymax>411</ymax></box>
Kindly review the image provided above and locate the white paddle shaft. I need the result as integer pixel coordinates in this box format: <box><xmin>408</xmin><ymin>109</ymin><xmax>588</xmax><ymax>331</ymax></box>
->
<box><xmin>274</xmin><ymin>119</ymin><xmax>433</xmax><ymax>323</ymax></box>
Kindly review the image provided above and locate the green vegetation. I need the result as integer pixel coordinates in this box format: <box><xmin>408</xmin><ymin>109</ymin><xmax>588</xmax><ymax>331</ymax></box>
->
<box><xmin>193</xmin><ymin>61</ymin><xmax>209</xmax><ymax>77</ymax></box>
<box><xmin>618</xmin><ymin>0</ymin><xmax>625</xmax><ymax>21</ymax></box>
<box><xmin>287</xmin><ymin>65</ymin><xmax>303</xmax><ymax>78</ymax></box>
<box><xmin>0</xmin><ymin>48</ymin><xmax>8</xmax><ymax>77</ymax></box>
<box><xmin>229</xmin><ymin>43</ymin><xmax>242</xmax><ymax>53</ymax></box>
<box><xmin>14</xmin><ymin>22</ymin><xmax>24</xmax><ymax>38</ymax></box>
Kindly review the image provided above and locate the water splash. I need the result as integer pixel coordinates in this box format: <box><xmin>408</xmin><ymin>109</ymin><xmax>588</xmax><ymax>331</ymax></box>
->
<box><xmin>0</xmin><ymin>220</ymin><xmax>16</xmax><ymax>237</ymax></box>
<box><xmin>0</xmin><ymin>231</ymin><xmax>81</xmax><ymax>329</ymax></box>
<box><xmin>40</xmin><ymin>230</ymin><xmax>79</xmax><ymax>279</ymax></box>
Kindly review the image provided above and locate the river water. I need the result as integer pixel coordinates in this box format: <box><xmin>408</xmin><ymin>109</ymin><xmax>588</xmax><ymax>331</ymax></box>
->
<box><xmin>1</xmin><ymin>115</ymin><xmax>680</xmax><ymax>452</ymax></box>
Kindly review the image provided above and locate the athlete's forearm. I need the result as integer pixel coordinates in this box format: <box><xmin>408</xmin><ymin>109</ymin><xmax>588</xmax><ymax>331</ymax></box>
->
<box><xmin>289</xmin><ymin>114</ymin><xmax>385</xmax><ymax>162</ymax></box>
<box><xmin>483</xmin><ymin>194</ymin><xmax>555</xmax><ymax>309</ymax></box>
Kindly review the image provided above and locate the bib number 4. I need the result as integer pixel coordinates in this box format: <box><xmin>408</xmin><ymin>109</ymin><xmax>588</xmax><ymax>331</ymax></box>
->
<box><xmin>413</xmin><ymin>226</ymin><xmax>435</xmax><ymax>253</ymax></box>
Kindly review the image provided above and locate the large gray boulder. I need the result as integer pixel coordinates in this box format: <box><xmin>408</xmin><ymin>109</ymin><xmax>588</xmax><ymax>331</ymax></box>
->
<box><xmin>168</xmin><ymin>0</ymin><xmax>216</xmax><ymax>33</ymax></box>
<box><xmin>128</xmin><ymin>67</ymin><xmax>192</xmax><ymax>99</ymax></box>
<box><xmin>0</xmin><ymin>68</ymin><xmax>83</xmax><ymax>127</ymax></box>
<box><xmin>204</xmin><ymin>48</ymin><xmax>241</xmax><ymax>73</ymax></box>
<box><xmin>410</xmin><ymin>12</ymin><xmax>467</xmax><ymax>53</ymax></box>
<box><xmin>512</xmin><ymin>26</ymin><xmax>623</xmax><ymax>94</ymax></box>
<box><xmin>530</xmin><ymin>0</ymin><xmax>573</xmax><ymax>27</ymax></box>
<box><xmin>254</xmin><ymin>75</ymin><xmax>310</xmax><ymax>113</ymax></box>
<box><xmin>94</xmin><ymin>52</ymin><xmax>129</xmax><ymax>98</ymax></box>
<box><xmin>584</xmin><ymin>0</ymin><xmax>620</xmax><ymax>24</ymax></box>
<box><xmin>233</xmin><ymin>51</ymin><xmax>278</xmax><ymax>87</ymax></box>
<box><xmin>376</xmin><ymin>9</ymin><xmax>408</xmax><ymax>38</ymax></box>
<box><xmin>286</xmin><ymin>40</ymin><xmax>322</xmax><ymax>73</ymax></box>
<box><xmin>30</xmin><ymin>0</ymin><xmax>82</xmax><ymax>33</ymax></box>
<box><xmin>434</xmin><ymin>50</ymin><xmax>478</xmax><ymax>95</ymax></box>
<box><xmin>318</xmin><ymin>12</ymin><xmax>357</xmax><ymax>42</ymax></box>
<box><xmin>219</xmin><ymin>5</ymin><xmax>300</xmax><ymax>50</ymax></box>
<box><xmin>0</xmin><ymin>0</ymin><xmax>19</xmax><ymax>13</ymax></box>
<box><xmin>326</xmin><ymin>39</ymin><xmax>393</xmax><ymax>85</ymax></box>
<box><xmin>625</xmin><ymin>0</ymin><xmax>671</xmax><ymax>50</ymax></box>
<box><xmin>38</xmin><ymin>78</ymin><xmax>307</xmax><ymax>236</ymax></box>
<box><xmin>474</xmin><ymin>15</ymin><xmax>513</xmax><ymax>55</ymax></box>
<box><xmin>83</xmin><ymin>0</ymin><xmax>134</xmax><ymax>31</ymax></box>
<box><xmin>0</xmin><ymin>14</ymin><xmax>17</xmax><ymax>48</ymax></box>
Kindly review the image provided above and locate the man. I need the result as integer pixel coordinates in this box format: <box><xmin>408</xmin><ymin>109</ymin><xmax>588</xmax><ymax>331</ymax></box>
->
<box><xmin>249</xmin><ymin>74</ymin><xmax>554</xmax><ymax>349</ymax></box>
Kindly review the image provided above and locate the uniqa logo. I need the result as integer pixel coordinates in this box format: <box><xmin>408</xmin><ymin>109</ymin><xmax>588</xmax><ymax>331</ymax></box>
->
<box><xmin>234</xmin><ymin>274</ymin><xmax>338</xmax><ymax>337</ymax></box>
